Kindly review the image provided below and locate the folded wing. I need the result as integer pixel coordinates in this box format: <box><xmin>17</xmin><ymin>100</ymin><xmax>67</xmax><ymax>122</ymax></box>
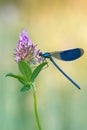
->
<box><xmin>50</xmin><ymin>48</ymin><xmax>84</xmax><ymax>61</ymax></box>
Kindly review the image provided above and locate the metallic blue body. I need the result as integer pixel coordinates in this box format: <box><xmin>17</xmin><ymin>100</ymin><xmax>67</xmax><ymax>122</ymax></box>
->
<box><xmin>39</xmin><ymin>48</ymin><xmax>84</xmax><ymax>89</ymax></box>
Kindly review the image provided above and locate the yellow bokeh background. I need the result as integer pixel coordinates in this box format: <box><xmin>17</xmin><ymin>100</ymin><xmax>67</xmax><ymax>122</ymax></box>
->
<box><xmin>0</xmin><ymin>0</ymin><xmax>87</xmax><ymax>130</ymax></box>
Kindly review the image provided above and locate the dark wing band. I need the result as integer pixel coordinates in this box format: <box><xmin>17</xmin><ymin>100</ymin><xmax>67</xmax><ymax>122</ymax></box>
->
<box><xmin>50</xmin><ymin>48</ymin><xmax>84</xmax><ymax>61</ymax></box>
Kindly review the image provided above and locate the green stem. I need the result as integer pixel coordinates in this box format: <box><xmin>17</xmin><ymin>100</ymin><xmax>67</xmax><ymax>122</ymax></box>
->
<box><xmin>32</xmin><ymin>84</ymin><xmax>42</xmax><ymax>130</ymax></box>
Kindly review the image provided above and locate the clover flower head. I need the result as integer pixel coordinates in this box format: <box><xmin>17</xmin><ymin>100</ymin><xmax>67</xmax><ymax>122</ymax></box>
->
<box><xmin>14</xmin><ymin>29</ymin><xmax>41</xmax><ymax>64</ymax></box>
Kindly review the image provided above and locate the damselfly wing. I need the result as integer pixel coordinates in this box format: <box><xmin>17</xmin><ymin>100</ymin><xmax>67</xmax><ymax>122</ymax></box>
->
<box><xmin>50</xmin><ymin>48</ymin><xmax>84</xmax><ymax>61</ymax></box>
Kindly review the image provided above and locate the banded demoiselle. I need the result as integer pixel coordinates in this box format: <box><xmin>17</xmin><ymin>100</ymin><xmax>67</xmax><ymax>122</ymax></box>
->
<box><xmin>39</xmin><ymin>48</ymin><xmax>84</xmax><ymax>89</ymax></box>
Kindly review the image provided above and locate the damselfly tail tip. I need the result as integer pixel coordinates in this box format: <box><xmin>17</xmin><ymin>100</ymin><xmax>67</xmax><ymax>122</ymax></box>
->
<box><xmin>77</xmin><ymin>86</ymin><xmax>81</xmax><ymax>90</ymax></box>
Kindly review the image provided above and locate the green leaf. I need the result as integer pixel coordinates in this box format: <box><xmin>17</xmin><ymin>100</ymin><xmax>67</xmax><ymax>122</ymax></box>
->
<box><xmin>20</xmin><ymin>84</ymin><xmax>31</xmax><ymax>92</ymax></box>
<box><xmin>31</xmin><ymin>62</ymin><xmax>47</xmax><ymax>82</ymax></box>
<box><xmin>18</xmin><ymin>60</ymin><xmax>32</xmax><ymax>82</ymax></box>
<box><xmin>6</xmin><ymin>73</ymin><xmax>26</xmax><ymax>84</ymax></box>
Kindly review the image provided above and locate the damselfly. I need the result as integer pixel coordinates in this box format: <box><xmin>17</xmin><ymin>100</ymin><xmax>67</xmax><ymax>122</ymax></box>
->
<box><xmin>39</xmin><ymin>48</ymin><xmax>84</xmax><ymax>89</ymax></box>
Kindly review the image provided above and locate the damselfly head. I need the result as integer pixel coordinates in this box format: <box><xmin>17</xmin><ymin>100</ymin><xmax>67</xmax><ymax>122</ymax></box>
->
<box><xmin>39</xmin><ymin>52</ymin><xmax>51</xmax><ymax>58</ymax></box>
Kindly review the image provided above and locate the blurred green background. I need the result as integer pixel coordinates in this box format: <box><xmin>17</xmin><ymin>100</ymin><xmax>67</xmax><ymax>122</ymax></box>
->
<box><xmin>0</xmin><ymin>0</ymin><xmax>87</xmax><ymax>130</ymax></box>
